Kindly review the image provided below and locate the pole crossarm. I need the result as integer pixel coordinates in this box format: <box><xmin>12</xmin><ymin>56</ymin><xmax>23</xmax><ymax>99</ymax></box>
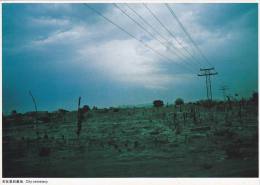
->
<box><xmin>198</xmin><ymin>72</ymin><xmax>218</xmax><ymax>76</ymax></box>
<box><xmin>200</xmin><ymin>67</ymin><xmax>215</xmax><ymax>71</ymax></box>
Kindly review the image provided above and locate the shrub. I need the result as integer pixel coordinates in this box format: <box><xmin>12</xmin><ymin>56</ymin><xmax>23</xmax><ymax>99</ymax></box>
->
<box><xmin>11</xmin><ymin>110</ymin><xmax>17</xmax><ymax>116</ymax></box>
<box><xmin>82</xmin><ymin>105</ymin><xmax>90</xmax><ymax>113</ymax></box>
<box><xmin>153</xmin><ymin>100</ymin><xmax>164</xmax><ymax>108</ymax></box>
<box><xmin>175</xmin><ymin>98</ymin><xmax>184</xmax><ymax>111</ymax></box>
<box><xmin>251</xmin><ymin>91</ymin><xmax>258</xmax><ymax>104</ymax></box>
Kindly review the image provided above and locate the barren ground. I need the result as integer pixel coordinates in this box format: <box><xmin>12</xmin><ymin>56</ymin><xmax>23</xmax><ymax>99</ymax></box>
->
<box><xmin>3</xmin><ymin>103</ymin><xmax>258</xmax><ymax>177</ymax></box>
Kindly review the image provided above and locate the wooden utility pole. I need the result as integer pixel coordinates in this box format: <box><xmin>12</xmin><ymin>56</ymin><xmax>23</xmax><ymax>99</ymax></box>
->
<box><xmin>77</xmin><ymin>96</ymin><xmax>82</xmax><ymax>138</ymax></box>
<box><xmin>198</xmin><ymin>68</ymin><xmax>218</xmax><ymax>101</ymax></box>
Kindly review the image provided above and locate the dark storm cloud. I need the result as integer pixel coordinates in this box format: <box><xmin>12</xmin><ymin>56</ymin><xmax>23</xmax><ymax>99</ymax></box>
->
<box><xmin>2</xmin><ymin>3</ymin><xmax>258</xmax><ymax>114</ymax></box>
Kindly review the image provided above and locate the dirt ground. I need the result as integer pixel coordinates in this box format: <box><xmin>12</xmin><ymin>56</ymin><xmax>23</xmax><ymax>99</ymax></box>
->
<box><xmin>2</xmin><ymin>103</ymin><xmax>258</xmax><ymax>177</ymax></box>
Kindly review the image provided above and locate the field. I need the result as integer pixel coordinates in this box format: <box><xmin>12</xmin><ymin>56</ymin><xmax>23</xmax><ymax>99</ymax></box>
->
<box><xmin>2</xmin><ymin>102</ymin><xmax>258</xmax><ymax>177</ymax></box>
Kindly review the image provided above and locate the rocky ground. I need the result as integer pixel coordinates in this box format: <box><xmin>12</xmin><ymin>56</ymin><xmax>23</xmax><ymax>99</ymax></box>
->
<box><xmin>2</xmin><ymin>103</ymin><xmax>258</xmax><ymax>177</ymax></box>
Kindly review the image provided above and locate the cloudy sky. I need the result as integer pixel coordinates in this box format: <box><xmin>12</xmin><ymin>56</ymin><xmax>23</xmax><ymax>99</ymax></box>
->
<box><xmin>3</xmin><ymin>3</ymin><xmax>258</xmax><ymax>114</ymax></box>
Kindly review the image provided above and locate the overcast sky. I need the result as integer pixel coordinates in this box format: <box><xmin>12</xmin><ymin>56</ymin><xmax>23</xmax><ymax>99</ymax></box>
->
<box><xmin>3</xmin><ymin>3</ymin><xmax>258</xmax><ymax>114</ymax></box>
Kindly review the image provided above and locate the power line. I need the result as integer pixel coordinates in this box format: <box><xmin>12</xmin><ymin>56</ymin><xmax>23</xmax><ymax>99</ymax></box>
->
<box><xmin>165</xmin><ymin>3</ymin><xmax>213</xmax><ymax>67</ymax></box>
<box><xmin>84</xmin><ymin>4</ymin><xmax>196</xmax><ymax>74</ymax></box>
<box><xmin>165</xmin><ymin>4</ymin><xmax>227</xmax><ymax>96</ymax></box>
<box><xmin>123</xmin><ymin>3</ymin><xmax>201</xmax><ymax>70</ymax></box>
<box><xmin>113</xmin><ymin>3</ymin><xmax>199</xmax><ymax>72</ymax></box>
<box><xmin>124</xmin><ymin>4</ymin><xmax>170</xmax><ymax>45</ymax></box>
<box><xmin>143</xmin><ymin>4</ymin><xmax>205</xmax><ymax>68</ymax></box>
<box><xmin>113</xmin><ymin>4</ymin><xmax>167</xmax><ymax>49</ymax></box>
<box><xmin>84</xmin><ymin>4</ymin><xmax>201</xmax><ymax>92</ymax></box>
<box><xmin>219</xmin><ymin>85</ymin><xmax>229</xmax><ymax>100</ymax></box>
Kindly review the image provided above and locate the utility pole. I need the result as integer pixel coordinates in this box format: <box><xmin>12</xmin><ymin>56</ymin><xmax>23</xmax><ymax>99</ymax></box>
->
<box><xmin>219</xmin><ymin>85</ymin><xmax>229</xmax><ymax>100</ymax></box>
<box><xmin>77</xmin><ymin>96</ymin><xmax>82</xmax><ymax>139</ymax></box>
<box><xmin>29</xmin><ymin>90</ymin><xmax>38</xmax><ymax>124</ymax></box>
<box><xmin>198</xmin><ymin>68</ymin><xmax>218</xmax><ymax>101</ymax></box>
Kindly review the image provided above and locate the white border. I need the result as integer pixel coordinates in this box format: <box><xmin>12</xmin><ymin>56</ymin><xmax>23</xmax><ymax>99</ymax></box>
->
<box><xmin>0</xmin><ymin>0</ymin><xmax>259</xmax><ymax>4</ymax></box>
<box><xmin>0</xmin><ymin>2</ymin><xmax>3</xmax><ymax>181</ymax></box>
<box><xmin>0</xmin><ymin>1</ymin><xmax>259</xmax><ymax>185</ymax></box>
<box><xmin>1</xmin><ymin>178</ymin><xmax>258</xmax><ymax>185</ymax></box>
<box><xmin>31</xmin><ymin>178</ymin><xmax>260</xmax><ymax>185</ymax></box>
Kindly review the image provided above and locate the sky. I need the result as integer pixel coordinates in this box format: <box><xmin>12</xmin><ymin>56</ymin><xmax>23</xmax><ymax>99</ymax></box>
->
<box><xmin>2</xmin><ymin>3</ymin><xmax>258</xmax><ymax>114</ymax></box>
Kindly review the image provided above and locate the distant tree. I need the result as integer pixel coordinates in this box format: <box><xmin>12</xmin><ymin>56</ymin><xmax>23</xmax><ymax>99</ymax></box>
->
<box><xmin>58</xmin><ymin>109</ymin><xmax>69</xmax><ymax>114</ymax></box>
<box><xmin>251</xmin><ymin>91</ymin><xmax>258</xmax><ymax>105</ymax></box>
<box><xmin>175</xmin><ymin>98</ymin><xmax>184</xmax><ymax>106</ymax></box>
<box><xmin>82</xmin><ymin>105</ymin><xmax>90</xmax><ymax>113</ymax></box>
<box><xmin>175</xmin><ymin>98</ymin><xmax>184</xmax><ymax>112</ymax></box>
<box><xmin>11</xmin><ymin>110</ymin><xmax>17</xmax><ymax>116</ymax></box>
<box><xmin>153</xmin><ymin>100</ymin><xmax>164</xmax><ymax>108</ymax></box>
<box><xmin>92</xmin><ymin>106</ymin><xmax>98</xmax><ymax>110</ymax></box>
